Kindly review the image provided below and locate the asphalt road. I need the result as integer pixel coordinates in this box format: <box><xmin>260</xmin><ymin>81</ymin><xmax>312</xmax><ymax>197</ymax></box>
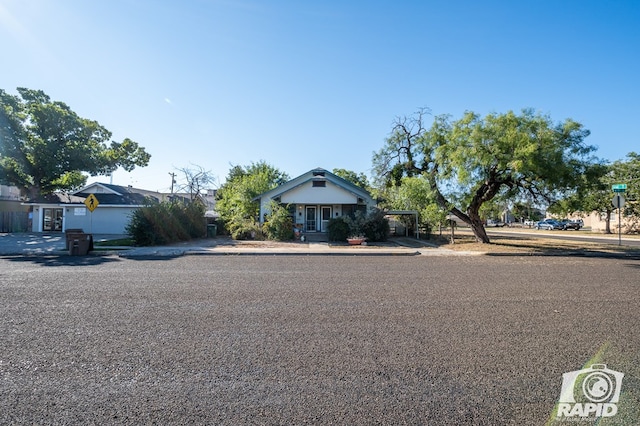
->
<box><xmin>1</xmin><ymin>255</ymin><xmax>639</xmax><ymax>425</ymax></box>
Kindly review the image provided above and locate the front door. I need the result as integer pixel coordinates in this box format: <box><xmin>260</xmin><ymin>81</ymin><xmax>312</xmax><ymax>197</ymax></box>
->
<box><xmin>321</xmin><ymin>206</ymin><xmax>331</xmax><ymax>232</ymax></box>
<box><xmin>305</xmin><ymin>207</ymin><xmax>317</xmax><ymax>232</ymax></box>
<box><xmin>43</xmin><ymin>208</ymin><xmax>63</xmax><ymax>232</ymax></box>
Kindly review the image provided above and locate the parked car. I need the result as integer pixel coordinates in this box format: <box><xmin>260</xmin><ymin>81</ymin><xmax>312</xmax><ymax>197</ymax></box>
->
<box><xmin>486</xmin><ymin>219</ymin><xmax>505</xmax><ymax>227</ymax></box>
<box><xmin>535</xmin><ymin>219</ymin><xmax>562</xmax><ymax>230</ymax></box>
<box><xmin>558</xmin><ymin>219</ymin><xmax>582</xmax><ymax>230</ymax></box>
<box><xmin>524</xmin><ymin>219</ymin><xmax>536</xmax><ymax>227</ymax></box>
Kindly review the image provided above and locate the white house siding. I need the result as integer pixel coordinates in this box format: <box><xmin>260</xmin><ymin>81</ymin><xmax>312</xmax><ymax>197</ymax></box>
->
<box><xmin>63</xmin><ymin>206</ymin><xmax>136</xmax><ymax>234</ymax></box>
<box><xmin>262</xmin><ymin>182</ymin><xmax>358</xmax><ymax>218</ymax></box>
<box><xmin>280</xmin><ymin>181</ymin><xmax>359</xmax><ymax>205</ymax></box>
<box><xmin>31</xmin><ymin>206</ymin><xmax>136</xmax><ymax>234</ymax></box>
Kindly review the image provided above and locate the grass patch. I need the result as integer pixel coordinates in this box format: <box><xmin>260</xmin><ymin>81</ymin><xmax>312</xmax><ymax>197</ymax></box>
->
<box><xmin>94</xmin><ymin>237</ymin><xmax>135</xmax><ymax>247</ymax></box>
<box><xmin>434</xmin><ymin>233</ymin><xmax>640</xmax><ymax>257</ymax></box>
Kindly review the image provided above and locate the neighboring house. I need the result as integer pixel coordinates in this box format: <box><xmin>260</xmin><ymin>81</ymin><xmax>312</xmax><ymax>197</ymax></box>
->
<box><xmin>203</xmin><ymin>188</ymin><xmax>219</xmax><ymax>220</ymax></box>
<box><xmin>572</xmin><ymin>209</ymin><xmax>637</xmax><ymax>233</ymax></box>
<box><xmin>1</xmin><ymin>184</ymin><xmax>30</xmax><ymax>232</ymax></box>
<box><xmin>254</xmin><ymin>168</ymin><xmax>375</xmax><ymax>233</ymax></box>
<box><xmin>24</xmin><ymin>183</ymin><xmax>179</xmax><ymax>234</ymax></box>
<box><xmin>0</xmin><ymin>184</ymin><xmax>22</xmax><ymax>201</ymax></box>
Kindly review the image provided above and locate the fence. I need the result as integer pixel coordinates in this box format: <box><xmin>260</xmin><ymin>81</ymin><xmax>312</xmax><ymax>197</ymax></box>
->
<box><xmin>0</xmin><ymin>211</ymin><xmax>29</xmax><ymax>232</ymax></box>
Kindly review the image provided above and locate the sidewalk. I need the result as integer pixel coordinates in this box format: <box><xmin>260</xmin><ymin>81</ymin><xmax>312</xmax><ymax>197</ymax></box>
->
<box><xmin>0</xmin><ymin>233</ymin><xmax>469</xmax><ymax>257</ymax></box>
<box><xmin>117</xmin><ymin>237</ymin><xmax>469</xmax><ymax>258</ymax></box>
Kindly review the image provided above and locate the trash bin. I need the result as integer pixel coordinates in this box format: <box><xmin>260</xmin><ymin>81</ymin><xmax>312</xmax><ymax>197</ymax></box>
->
<box><xmin>65</xmin><ymin>229</ymin><xmax>85</xmax><ymax>249</ymax></box>
<box><xmin>69</xmin><ymin>233</ymin><xmax>93</xmax><ymax>256</ymax></box>
<box><xmin>207</xmin><ymin>224</ymin><xmax>217</xmax><ymax>238</ymax></box>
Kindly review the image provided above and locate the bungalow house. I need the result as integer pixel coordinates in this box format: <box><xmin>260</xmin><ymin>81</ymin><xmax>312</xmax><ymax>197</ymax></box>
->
<box><xmin>24</xmin><ymin>182</ymin><xmax>185</xmax><ymax>234</ymax></box>
<box><xmin>254</xmin><ymin>168</ymin><xmax>376</xmax><ymax>233</ymax></box>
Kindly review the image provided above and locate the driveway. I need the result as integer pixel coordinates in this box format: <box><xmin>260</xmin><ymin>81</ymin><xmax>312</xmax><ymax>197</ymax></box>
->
<box><xmin>0</xmin><ymin>233</ymin><xmax>128</xmax><ymax>255</ymax></box>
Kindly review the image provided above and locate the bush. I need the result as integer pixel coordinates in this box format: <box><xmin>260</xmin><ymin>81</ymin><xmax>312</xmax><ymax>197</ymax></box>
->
<box><xmin>126</xmin><ymin>201</ymin><xmax>206</xmax><ymax>246</ymax></box>
<box><xmin>263</xmin><ymin>203</ymin><xmax>294</xmax><ymax>241</ymax></box>
<box><xmin>327</xmin><ymin>217</ymin><xmax>350</xmax><ymax>241</ymax></box>
<box><xmin>229</xmin><ymin>220</ymin><xmax>264</xmax><ymax>240</ymax></box>
<box><xmin>362</xmin><ymin>208</ymin><xmax>390</xmax><ymax>242</ymax></box>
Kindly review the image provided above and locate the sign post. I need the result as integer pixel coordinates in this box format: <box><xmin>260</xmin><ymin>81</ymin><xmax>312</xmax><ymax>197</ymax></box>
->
<box><xmin>611</xmin><ymin>190</ymin><xmax>626</xmax><ymax>246</ymax></box>
<box><xmin>84</xmin><ymin>194</ymin><xmax>99</xmax><ymax>234</ymax></box>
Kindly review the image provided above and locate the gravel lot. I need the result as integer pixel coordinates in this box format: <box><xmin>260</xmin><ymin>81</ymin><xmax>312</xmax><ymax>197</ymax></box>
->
<box><xmin>1</xmin><ymin>255</ymin><xmax>639</xmax><ymax>425</ymax></box>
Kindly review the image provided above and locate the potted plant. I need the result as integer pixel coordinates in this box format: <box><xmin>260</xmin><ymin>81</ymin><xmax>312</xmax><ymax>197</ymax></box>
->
<box><xmin>345</xmin><ymin>210</ymin><xmax>367</xmax><ymax>245</ymax></box>
<box><xmin>347</xmin><ymin>236</ymin><xmax>366</xmax><ymax>245</ymax></box>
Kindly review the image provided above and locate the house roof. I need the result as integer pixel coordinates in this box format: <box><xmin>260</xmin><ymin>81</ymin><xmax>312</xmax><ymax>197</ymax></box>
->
<box><xmin>254</xmin><ymin>167</ymin><xmax>373</xmax><ymax>202</ymax></box>
<box><xmin>25</xmin><ymin>182</ymin><xmax>168</xmax><ymax>206</ymax></box>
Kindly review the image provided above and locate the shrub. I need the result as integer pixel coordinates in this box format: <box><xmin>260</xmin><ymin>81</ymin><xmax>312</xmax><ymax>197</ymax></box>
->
<box><xmin>229</xmin><ymin>219</ymin><xmax>264</xmax><ymax>240</ymax></box>
<box><xmin>362</xmin><ymin>208</ymin><xmax>390</xmax><ymax>242</ymax></box>
<box><xmin>343</xmin><ymin>210</ymin><xmax>367</xmax><ymax>237</ymax></box>
<box><xmin>263</xmin><ymin>202</ymin><xmax>294</xmax><ymax>241</ymax></box>
<box><xmin>327</xmin><ymin>217</ymin><xmax>350</xmax><ymax>241</ymax></box>
<box><xmin>126</xmin><ymin>201</ymin><xmax>206</xmax><ymax>246</ymax></box>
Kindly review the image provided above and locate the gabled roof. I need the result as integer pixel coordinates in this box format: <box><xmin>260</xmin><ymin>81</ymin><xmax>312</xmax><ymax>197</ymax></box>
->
<box><xmin>254</xmin><ymin>167</ymin><xmax>373</xmax><ymax>202</ymax></box>
<box><xmin>25</xmin><ymin>192</ymin><xmax>87</xmax><ymax>205</ymax></box>
<box><xmin>25</xmin><ymin>182</ymin><xmax>166</xmax><ymax>206</ymax></box>
<box><xmin>72</xmin><ymin>182</ymin><xmax>164</xmax><ymax>206</ymax></box>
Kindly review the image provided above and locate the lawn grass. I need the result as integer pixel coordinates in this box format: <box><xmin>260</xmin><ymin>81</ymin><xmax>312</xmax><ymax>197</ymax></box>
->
<box><xmin>434</xmin><ymin>232</ymin><xmax>640</xmax><ymax>257</ymax></box>
<box><xmin>93</xmin><ymin>237</ymin><xmax>135</xmax><ymax>247</ymax></box>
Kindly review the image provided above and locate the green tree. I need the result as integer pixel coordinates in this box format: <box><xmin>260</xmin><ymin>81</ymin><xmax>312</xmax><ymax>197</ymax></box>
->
<box><xmin>216</xmin><ymin>161</ymin><xmax>289</xmax><ymax>239</ymax></box>
<box><xmin>373</xmin><ymin>108</ymin><xmax>601</xmax><ymax>243</ymax></box>
<box><xmin>332</xmin><ymin>168</ymin><xmax>371</xmax><ymax>191</ymax></box>
<box><xmin>553</xmin><ymin>152</ymin><xmax>639</xmax><ymax>233</ymax></box>
<box><xmin>0</xmin><ymin>88</ymin><xmax>150</xmax><ymax>198</ymax></box>
<box><xmin>615</xmin><ymin>152</ymin><xmax>640</xmax><ymax>233</ymax></box>
<box><xmin>262</xmin><ymin>201</ymin><xmax>294</xmax><ymax>241</ymax></box>
<box><xmin>381</xmin><ymin>176</ymin><xmax>448</xmax><ymax>236</ymax></box>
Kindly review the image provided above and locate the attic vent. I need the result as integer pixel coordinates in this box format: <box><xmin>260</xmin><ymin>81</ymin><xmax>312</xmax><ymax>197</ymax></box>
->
<box><xmin>312</xmin><ymin>170</ymin><xmax>325</xmax><ymax>177</ymax></box>
<box><xmin>312</xmin><ymin>180</ymin><xmax>326</xmax><ymax>187</ymax></box>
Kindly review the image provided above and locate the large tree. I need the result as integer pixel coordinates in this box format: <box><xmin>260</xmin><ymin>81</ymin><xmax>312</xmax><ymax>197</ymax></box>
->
<box><xmin>552</xmin><ymin>152</ymin><xmax>639</xmax><ymax>233</ymax></box>
<box><xmin>215</xmin><ymin>161</ymin><xmax>289</xmax><ymax>239</ymax></box>
<box><xmin>373</xmin><ymin>108</ymin><xmax>601</xmax><ymax>243</ymax></box>
<box><xmin>175</xmin><ymin>163</ymin><xmax>217</xmax><ymax>201</ymax></box>
<box><xmin>332</xmin><ymin>168</ymin><xmax>371</xmax><ymax>192</ymax></box>
<box><xmin>0</xmin><ymin>88</ymin><xmax>151</xmax><ymax>198</ymax></box>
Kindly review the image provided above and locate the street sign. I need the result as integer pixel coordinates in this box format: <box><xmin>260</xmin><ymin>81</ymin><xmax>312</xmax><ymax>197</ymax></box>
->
<box><xmin>84</xmin><ymin>194</ymin><xmax>99</xmax><ymax>212</ymax></box>
<box><xmin>612</xmin><ymin>184</ymin><xmax>627</xmax><ymax>193</ymax></box>
<box><xmin>612</xmin><ymin>194</ymin><xmax>625</xmax><ymax>209</ymax></box>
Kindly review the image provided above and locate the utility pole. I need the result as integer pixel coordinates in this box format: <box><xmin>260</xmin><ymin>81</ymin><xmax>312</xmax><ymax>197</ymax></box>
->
<box><xmin>168</xmin><ymin>172</ymin><xmax>176</xmax><ymax>194</ymax></box>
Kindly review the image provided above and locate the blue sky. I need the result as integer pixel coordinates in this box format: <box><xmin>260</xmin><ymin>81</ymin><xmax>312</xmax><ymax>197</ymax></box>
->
<box><xmin>2</xmin><ymin>0</ymin><xmax>638</xmax><ymax>192</ymax></box>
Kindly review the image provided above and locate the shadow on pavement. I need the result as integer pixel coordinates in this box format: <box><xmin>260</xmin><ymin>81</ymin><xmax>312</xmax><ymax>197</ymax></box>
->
<box><xmin>0</xmin><ymin>254</ymin><xmax>123</xmax><ymax>267</ymax></box>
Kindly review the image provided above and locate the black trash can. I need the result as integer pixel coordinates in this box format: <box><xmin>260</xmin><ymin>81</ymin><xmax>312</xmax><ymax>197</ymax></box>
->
<box><xmin>65</xmin><ymin>229</ymin><xmax>85</xmax><ymax>250</ymax></box>
<box><xmin>69</xmin><ymin>233</ymin><xmax>93</xmax><ymax>255</ymax></box>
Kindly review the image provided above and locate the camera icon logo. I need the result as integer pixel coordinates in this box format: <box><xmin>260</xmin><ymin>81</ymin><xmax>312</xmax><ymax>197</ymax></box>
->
<box><xmin>557</xmin><ymin>364</ymin><xmax>624</xmax><ymax>418</ymax></box>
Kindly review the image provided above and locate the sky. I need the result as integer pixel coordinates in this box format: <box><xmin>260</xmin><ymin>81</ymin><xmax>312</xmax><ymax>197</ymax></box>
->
<box><xmin>1</xmin><ymin>0</ymin><xmax>639</xmax><ymax>193</ymax></box>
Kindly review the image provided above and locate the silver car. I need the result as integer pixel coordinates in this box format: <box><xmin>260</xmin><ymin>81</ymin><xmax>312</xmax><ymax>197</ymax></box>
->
<box><xmin>535</xmin><ymin>219</ymin><xmax>562</xmax><ymax>230</ymax></box>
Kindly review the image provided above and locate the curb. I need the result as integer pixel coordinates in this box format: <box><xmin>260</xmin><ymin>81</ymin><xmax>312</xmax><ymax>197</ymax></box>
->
<box><xmin>118</xmin><ymin>247</ymin><xmax>424</xmax><ymax>258</ymax></box>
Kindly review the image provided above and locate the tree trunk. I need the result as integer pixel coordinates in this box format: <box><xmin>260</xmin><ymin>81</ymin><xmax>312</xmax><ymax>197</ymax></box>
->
<box><xmin>28</xmin><ymin>185</ymin><xmax>41</xmax><ymax>201</ymax></box>
<box><xmin>605</xmin><ymin>210</ymin><xmax>612</xmax><ymax>234</ymax></box>
<box><xmin>469</xmin><ymin>220</ymin><xmax>490</xmax><ymax>243</ymax></box>
<box><xmin>467</xmin><ymin>209</ymin><xmax>491</xmax><ymax>243</ymax></box>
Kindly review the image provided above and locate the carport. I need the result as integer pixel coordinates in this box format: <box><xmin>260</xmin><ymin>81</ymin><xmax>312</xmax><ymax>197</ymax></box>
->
<box><xmin>386</xmin><ymin>210</ymin><xmax>420</xmax><ymax>239</ymax></box>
